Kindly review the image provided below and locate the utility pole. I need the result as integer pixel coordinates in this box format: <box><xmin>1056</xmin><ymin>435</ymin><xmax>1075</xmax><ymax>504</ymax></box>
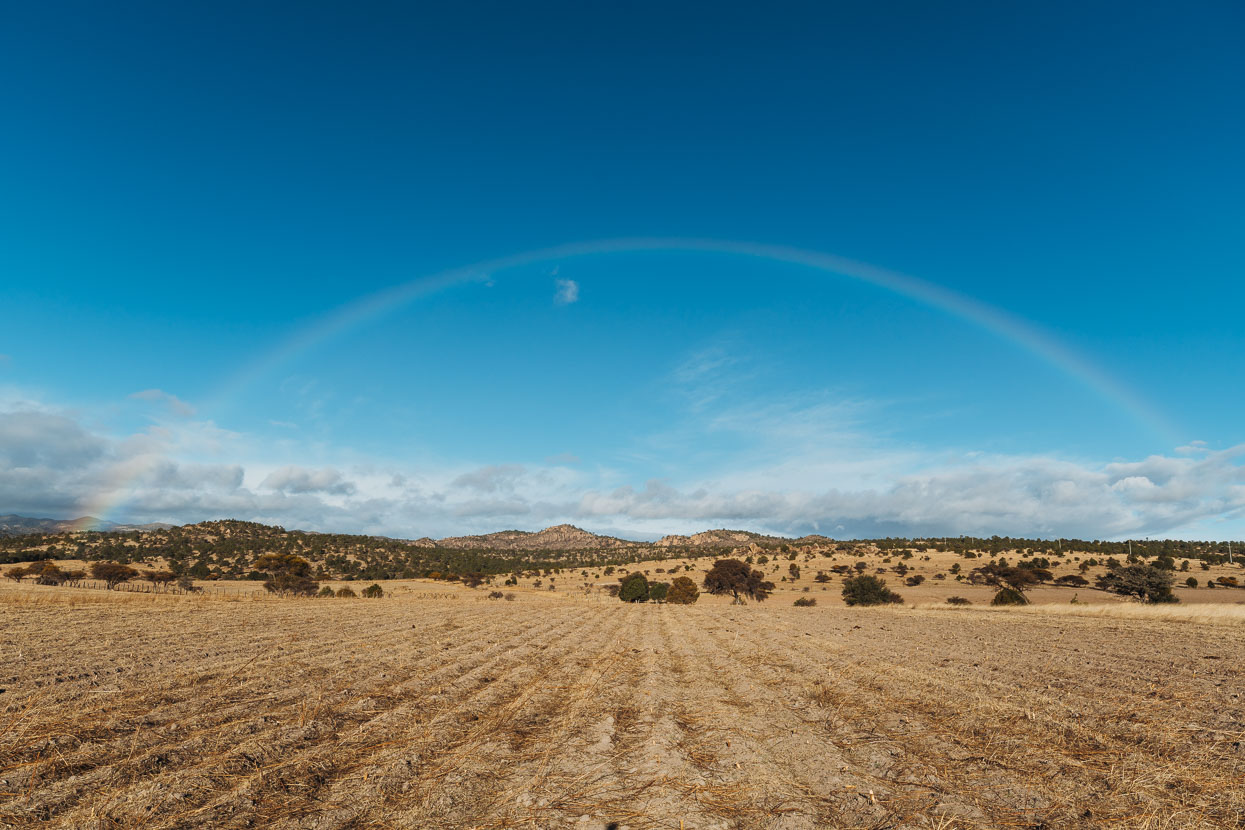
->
<box><xmin>1128</xmin><ymin>539</ymin><xmax>1133</xmax><ymax>558</ymax></box>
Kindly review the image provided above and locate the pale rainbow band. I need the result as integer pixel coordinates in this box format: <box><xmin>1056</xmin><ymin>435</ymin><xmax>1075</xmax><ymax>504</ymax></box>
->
<box><xmin>82</xmin><ymin>237</ymin><xmax>1181</xmax><ymax>523</ymax></box>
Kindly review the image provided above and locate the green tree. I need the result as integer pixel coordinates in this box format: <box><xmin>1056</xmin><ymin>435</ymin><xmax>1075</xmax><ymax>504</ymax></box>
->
<box><xmin>649</xmin><ymin>582</ymin><xmax>669</xmax><ymax>603</ymax></box>
<box><xmin>1096</xmin><ymin>564</ymin><xmax>1177</xmax><ymax>603</ymax></box>
<box><xmin>618</xmin><ymin>572</ymin><xmax>650</xmax><ymax>602</ymax></box>
<box><xmin>841</xmin><ymin>574</ymin><xmax>904</xmax><ymax>606</ymax></box>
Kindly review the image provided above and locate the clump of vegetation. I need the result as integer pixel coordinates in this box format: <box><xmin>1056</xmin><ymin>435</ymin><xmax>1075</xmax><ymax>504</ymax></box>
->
<box><xmin>504</xmin><ymin>592</ymin><xmax>516</xmax><ymax>601</ymax></box>
<box><xmin>946</xmin><ymin>596</ymin><xmax>971</xmax><ymax>605</ymax></box>
<box><xmin>703</xmin><ymin>558</ymin><xmax>775</xmax><ymax>604</ymax></box>
<box><xmin>256</xmin><ymin>553</ymin><xmax>319</xmax><ymax>596</ymax></box>
<box><xmin>317</xmin><ymin>585</ymin><xmax>335</xmax><ymax>597</ymax></box>
<box><xmin>91</xmin><ymin>561</ymin><xmax>138</xmax><ymax>589</ymax></box>
<box><xmin>1185</xmin><ymin>577</ymin><xmax>1198</xmax><ymax>588</ymax></box>
<box><xmin>648</xmin><ymin>581</ymin><xmax>669</xmax><ymax>603</ymax></box>
<box><xmin>991</xmin><ymin>587</ymin><xmax>1029</xmax><ymax>605</ymax></box>
<box><xmin>666</xmin><ymin>576</ymin><xmax>700</xmax><ymax>605</ymax></box>
<box><xmin>841</xmin><ymin>575</ymin><xmax>904</xmax><ymax>606</ymax></box>
<box><xmin>904</xmin><ymin>574</ymin><xmax>925</xmax><ymax>586</ymax></box>
<box><xmin>1096</xmin><ymin>564</ymin><xmax>1177</xmax><ymax>603</ymax></box>
<box><xmin>488</xmin><ymin>590</ymin><xmax>505</xmax><ymax>599</ymax></box>
<box><xmin>336</xmin><ymin>586</ymin><xmax>357</xmax><ymax>598</ymax></box>
<box><xmin>793</xmin><ymin>597</ymin><xmax>816</xmax><ymax>607</ymax></box>
<box><xmin>1056</xmin><ymin>574</ymin><xmax>1088</xmax><ymax>587</ymax></box>
<box><xmin>618</xmin><ymin>572</ymin><xmax>649</xmax><ymax>602</ymax></box>
<box><xmin>362</xmin><ymin>583</ymin><xmax>384</xmax><ymax>598</ymax></box>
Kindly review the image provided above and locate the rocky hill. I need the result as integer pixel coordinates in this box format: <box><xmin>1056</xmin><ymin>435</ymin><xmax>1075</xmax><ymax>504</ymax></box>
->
<box><xmin>435</xmin><ymin>524</ymin><xmax>639</xmax><ymax>550</ymax></box>
<box><xmin>655</xmin><ymin>528</ymin><xmax>787</xmax><ymax>547</ymax></box>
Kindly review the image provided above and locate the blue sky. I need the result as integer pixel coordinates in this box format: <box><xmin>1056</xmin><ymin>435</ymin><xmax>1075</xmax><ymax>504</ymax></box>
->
<box><xmin>1</xmin><ymin>1</ymin><xmax>1242</xmax><ymax>540</ymax></box>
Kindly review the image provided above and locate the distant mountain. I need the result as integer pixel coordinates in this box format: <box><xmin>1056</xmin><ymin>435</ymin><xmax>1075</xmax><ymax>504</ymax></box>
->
<box><xmin>435</xmin><ymin>523</ymin><xmax>639</xmax><ymax>551</ymax></box>
<box><xmin>0</xmin><ymin>515</ymin><xmax>173</xmax><ymax>536</ymax></box>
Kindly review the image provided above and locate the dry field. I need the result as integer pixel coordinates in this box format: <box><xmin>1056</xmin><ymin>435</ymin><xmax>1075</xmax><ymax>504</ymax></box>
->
<box><xmin>1</xmin><ymin>592</ymin><xmax>1242</xmax><ymax>829</ymax></box>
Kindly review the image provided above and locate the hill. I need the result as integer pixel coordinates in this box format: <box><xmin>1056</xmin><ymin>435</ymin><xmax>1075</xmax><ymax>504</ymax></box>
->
<box><xmin>436</xmin><ymin>524</ymin><xmax>639</xmax><ymax>550</ymax></box>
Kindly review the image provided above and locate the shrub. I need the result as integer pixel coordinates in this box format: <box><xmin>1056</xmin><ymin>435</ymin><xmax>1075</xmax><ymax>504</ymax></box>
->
<box><xmin>649</xmin><ymin>582</ymin><xmax>669</xmax><ymax>603</ymax></box>
<box><xmin>256</xmin><ymin>553</ymin><xmax>319</xmax><ymax>597</ymax></box>
<box><xmin>666</xmin><ymin>576</ymin><xmax>700</xmax><ymax>605</ymax></box>
<box><xmin>336</xmin><ymin>587</ymin><xmax>357</xmax><ymax>598</ymax></box>
<box><xmin>317</xmin><ymin>585</ymin><xmax>335</xmax><ymax>597</ymax></box>
<box><xmin>946</xmin><ymin>596</ymin><xmax>971</xmax><ymax>605</ymax></box>
<box><xmin>504</xmin><ymin>592</ymin><xmax>516</xmax><ymax>601</ymax></box>
<box><xmin>1056</xmin><ymin>574</ymin><xmax>1088</xmax><ymax>587</ymax></box>
<box><xmin>1096</xmin><ymin>564</ymin><xmax>1178</xmax><ymax>603</ymax></box>
<box><xmin>793</xmin><ymin>597</ymin><xmax>816</xmax><ymax>607</ymax></box>
<box><xmin>1185</xmin><ymin>577</ymin><xmax>1198</xmax><ymax>588</ymax></box>
<box><xmin>618</xmin><ymin>572</ymin><xmax>649</xmax><ymax>602</ymax></box>
<box><xmin>1219</xmin><ymin>576</ymin><xmax>1240</xmax><ymax>588</ymax></box>
<box><xmin>362</xmin><ymin>583</ymin><xmax>384</xmax><ymax>598</ymax></box>
<box><xmin>488</xmin><ymin>590</ymin><xmax>504</xmax><ymax>599</ymax></box>
<box><xmin>814</xmin><ymin>572</ymin><xmax>831</xmax><ymax>583</ymax></box>
<box><xmin>703</xmin><ymin>559</ymin><xmax>775</xmax><ymax>604</ymax></box>
<box><xmin>841</xmin><ymin>575</ymin><xmax>904</xmax><ymax>606</ymax></box>
<box><xmin>991</xmin><ymin>587</ymin><xmax>1029</xmax><ymax>605</ymax></box>
<box><xmin>904</xmin><ymin>575</ymin><xmax>925</xmax><ymax>587</ymax></box>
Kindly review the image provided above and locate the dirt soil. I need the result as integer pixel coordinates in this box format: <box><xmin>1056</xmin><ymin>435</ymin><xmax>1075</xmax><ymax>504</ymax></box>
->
<box><xmin>1</xmin><ymin>596</ymin><xmax>1242</xmax><ymax>829</ymax></box>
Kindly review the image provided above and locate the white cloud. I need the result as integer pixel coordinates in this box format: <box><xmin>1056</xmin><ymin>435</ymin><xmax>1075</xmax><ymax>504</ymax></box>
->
<box><xmin>1</xmin><ymin>391</ymin><xmax>1243</xmax><ymax>541</ymax></box>
<box><xmin>260</xmin><ymin>466</ymin><xmax>357</xmax><ymax>496</ymax></box>
<box><xmin>554</xmin><ymin>278</ymin><xmax>579</xmax><ymax>305</ymax></box>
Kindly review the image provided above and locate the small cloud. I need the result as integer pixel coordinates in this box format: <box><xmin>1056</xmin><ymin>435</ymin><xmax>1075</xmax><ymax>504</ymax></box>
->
<box><xmin>130</xmin><ymin>389</ymin><xmax>196</xmax><ymax>417</ymax></box>
<box><xmin>545</xmin><ymin>452</ymin><xmax>580</xmax><ymax>465</ymax></box>
<box><xmin>554</xmin><ymin>278</ymin><xmax>579</xmax><ymax>305</ymax></box>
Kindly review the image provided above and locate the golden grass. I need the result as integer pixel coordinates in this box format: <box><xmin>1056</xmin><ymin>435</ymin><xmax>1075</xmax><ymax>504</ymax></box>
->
<box><xmin>921</xmin><ymin>599</ymin><xmax>1245</xmax><ymax>625</ymax></box>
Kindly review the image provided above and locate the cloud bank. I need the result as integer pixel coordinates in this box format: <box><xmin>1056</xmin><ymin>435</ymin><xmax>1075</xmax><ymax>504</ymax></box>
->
<box><xmin>1</xmin><ymin>393</ymin><xmax>1242</xmax><ymax>541</ymax></box>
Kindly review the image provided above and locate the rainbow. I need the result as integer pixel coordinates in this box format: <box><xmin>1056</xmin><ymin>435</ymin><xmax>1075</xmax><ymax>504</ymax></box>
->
<box><xmin>83</xmin><ymin>237</ymin><xmax>1181</xmax><ymax>523</ymax></box>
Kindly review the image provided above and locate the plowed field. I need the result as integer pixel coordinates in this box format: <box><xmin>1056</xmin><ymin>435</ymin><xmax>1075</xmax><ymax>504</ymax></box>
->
<box><xmin>2</xmin><ymin>597</ymin><xmax>1241</xmax><ymax>829</ymax></box>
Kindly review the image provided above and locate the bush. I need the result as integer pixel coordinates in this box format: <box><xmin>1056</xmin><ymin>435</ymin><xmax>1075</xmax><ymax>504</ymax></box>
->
<box><xmin>336</xmin><ymin>587</ymin><xmax>357</xmax><ymax>598</ymax></box>
<box><xmin>488</xmin><ymin>590</ymin><xmax>505</xmax><ymax>599</ymax></box>
<box><xmin>793</xmin><ymin>597</ymin><xmax>816</xmax><ymax>607</ymax></box>
<box><xmin>1185</xmin><ymin>577</ymin><xmax>1198</xmax><ymax>588</ymax></box>
<box><xmin>904</xmin><ymin>575</ymin><xmax>925</xmax><ymax>587</ymax></box>
<box><xmin>317</xmin><ymin>585</ymin><xmax>335</xmax><ymax>597</ymax></box>
<box><xmin>504</xmin><ymin>592</ymin><xmax>516</xmax><ymax>601</ymax></box>
<box><xmin>618</xmin><ymin>572</ymin><xmax>650</xmax><ymax>602</ymax></box>
<box><xmin>990</xmin><ymin>587</ymin><xmax>1029</xmax><ymax>605</ymax></box>
<box><xmin>841</xmin><ymin>575</ymin><xmax>904</xmax><ymax>606</ymax></box>
<box><xmin>666</xmin><ymin>576</ymin><xmax>700</xmax><ymax>605</ymax></box>
<box><xmin>649</xmin><ymin>582</ymin><xmax>669</xmax><ymax>603</ymax></box>
<box><xmin>1055</xmin><ymin>574</ymin><xmax>1088</xmax><ymax>587</ymax></box>
<box><xmin>362</xmin><ymin>583</ymin><xmax>384</xmax><ymax>598</ymax></box>
<box><xmin>946</xmin><ymin>596</ymin><xmax>971</xmax><ymax>605</ymax></box>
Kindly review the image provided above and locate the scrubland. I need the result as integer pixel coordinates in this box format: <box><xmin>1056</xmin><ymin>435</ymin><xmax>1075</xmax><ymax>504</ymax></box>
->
<box><xmin>1</xmin><ymin>586</ymin><xmax>1242</xmax><ymax>829</ymax></box>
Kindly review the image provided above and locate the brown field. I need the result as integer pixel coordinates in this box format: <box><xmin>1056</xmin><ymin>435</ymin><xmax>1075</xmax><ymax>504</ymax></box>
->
<box><xmin>2</xmin><ymin>587</ymin><xmax>1243</xmax><ymax>830</ymax></box>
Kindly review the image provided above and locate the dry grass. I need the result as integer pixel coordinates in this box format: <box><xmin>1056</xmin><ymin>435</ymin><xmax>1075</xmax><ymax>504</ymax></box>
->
<box><xmin>1</xmin><ymin>594</ymin><xmax>1242</xmax><ymax>829</ymax></box>
<box><xmin>922</xmin><ymin>599</ymin><xmax>1245</xmax><ymax>625</ymax></box>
